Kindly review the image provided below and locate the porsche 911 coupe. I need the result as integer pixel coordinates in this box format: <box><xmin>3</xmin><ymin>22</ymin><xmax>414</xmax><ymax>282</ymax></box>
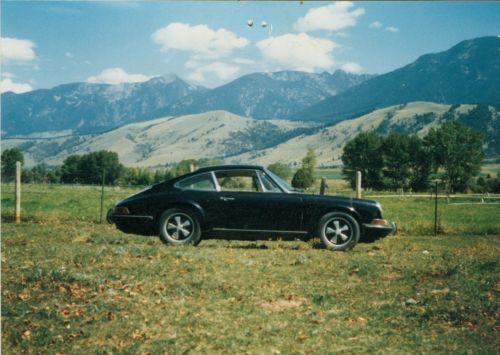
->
<box><xmin>108</xmin><ymin>165</ymin><xmax>395</xmax><ymax>251</ymax></box>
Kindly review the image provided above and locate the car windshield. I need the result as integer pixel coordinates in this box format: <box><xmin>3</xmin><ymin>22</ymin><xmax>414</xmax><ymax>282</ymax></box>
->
<box><xmin>266</xmin><ymin>170</ymin><xmax>295</xmax><ymax>192</ymax></box>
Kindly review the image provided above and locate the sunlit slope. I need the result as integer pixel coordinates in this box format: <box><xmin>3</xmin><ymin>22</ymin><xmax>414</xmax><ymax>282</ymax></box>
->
<box><xmin>4</xmin><ymin>102</ymin><xmax>497</xmax><ymax>168</ymax></box>
<box><xmin>233</xmin><ymin>102</ymin><xmax>487</xmax><ymax>166</ymax></box>
<box><xmin>4</xmin><ymin>111</ymin><xmax>311</xmax><ymax>167</ymax></box>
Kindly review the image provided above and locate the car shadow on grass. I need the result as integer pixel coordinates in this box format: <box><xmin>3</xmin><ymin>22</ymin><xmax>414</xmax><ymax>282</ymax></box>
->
<box><xmin>199</xmin><ymin>238</ymin><xmax>329</xmax><ymax>251</ymax></box>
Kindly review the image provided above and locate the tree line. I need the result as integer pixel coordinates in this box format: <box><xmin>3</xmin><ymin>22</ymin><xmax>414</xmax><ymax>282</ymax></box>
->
<box><xmin>1</xmin><ymin>121</ymin><xmax>498</xmax><ymax>193</ymax></box>
<box><xmin>0</xmin><ymin>149</ymin><xmax>222</xmax><ymax>186</ymax></box>
<box><xmin>342</xmin><ymin>121</ymin><xmax>494</xmax><ymax>193</ymax></box>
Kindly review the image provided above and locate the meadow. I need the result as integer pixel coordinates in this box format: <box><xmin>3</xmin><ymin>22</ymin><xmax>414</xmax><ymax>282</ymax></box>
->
<box><xmin>1</xmin><ymin>183</ymin><xmax>499</xmax><ymax>353</ymax></box>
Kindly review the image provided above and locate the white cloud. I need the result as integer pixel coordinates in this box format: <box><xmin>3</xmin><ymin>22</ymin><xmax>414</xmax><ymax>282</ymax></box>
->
<box><xmin>386</xmin><ymin>26</ymin><xmax>399</xmax><ymax>33</ymax></box>
<box><xmin>0</xmin><ymin>37</ymin><xmax>36</xmax><ymax>62</ymax></box>
<box><xmin>152</xmin><ymin>23</ymin><xmax>249</xmax><ymax>59</ymax></box>
<box><xmin>187</xmin><ymin>61</ymin><xmax>240</xmax><ymax>82</ymax></box>
<box><xmin>341</xmin><ymin>62</ymin><xmax>362</xmax><ymax>73</ymax></box>
<box><xmin>2</xmin><ymin>72</ymin><xmax>15</xmax><ymax>79</ymax></box>
<box><xmin>334</xmin><ymin>32</ymin><xmax>349</xmax><ymax>38</ymax></box>
<box><xmin>369</xmin><ymin>21</ymin><xmax>383</xmax><ymax>29</ymax></box>
<box><xmin>87</xmin><ymin>68</ymin><xmax>151</xmax><ymax>84</ymax></box>
<box><xmin>233</xmin><ymin>57</ymin><xmax>255</xmax><ymax>65</ymax></box>
<box><xmin>1</xmin><ymin>78</ymin><xmax>33</xmax><ymax>94</ymax></box>
<box><xmin>256</xmin><ymin>33</ymin><xmax>338</xmax><ymax>72</ymax></box>
<box><xmin>65</xmin><ymin>52</ymin><xmax>74</xmax><ymax>58</ymax></box>
<box><xmin>294</xmin><ymin>2</ymin><xmax>365</xmax><ymax>32</ymax></box>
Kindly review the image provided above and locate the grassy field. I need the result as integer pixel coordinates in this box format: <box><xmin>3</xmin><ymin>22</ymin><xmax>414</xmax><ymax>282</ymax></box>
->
<box><xmin>2</xmin><ymin>184</ymin><xmax>499</xmax><ymax>353</ymax></box>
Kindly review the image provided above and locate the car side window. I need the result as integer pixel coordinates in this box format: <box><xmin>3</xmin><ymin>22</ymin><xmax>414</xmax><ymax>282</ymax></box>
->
<box><xmin>176</xmin><ymin>173</ymin><xmax>216</xmax><ymax>191</ymax></box>
<box><xmin>258</xmin><ymin>172</ymin><xmax>282</xmax><ymax>192</ymax></box>
<box><xmin>215</xmin><ymin>170</ymin><xmax>261</xmax><ymax>192</ymax></box>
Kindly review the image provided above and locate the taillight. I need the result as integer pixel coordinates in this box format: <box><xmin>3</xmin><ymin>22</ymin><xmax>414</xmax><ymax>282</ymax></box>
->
<box><xmin>113</xmin><ymin>206</ymin><xmax>130</xmax><ymax>214</ymax></box>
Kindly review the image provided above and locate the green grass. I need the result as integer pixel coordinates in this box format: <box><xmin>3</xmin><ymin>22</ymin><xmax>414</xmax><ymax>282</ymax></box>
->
<box><xmin>2</xmin><ymin>183</ymin><xmax>499</xmax><ymax>353</ymax></box>
<box><xmin>316</xmin><ymin>167</ymin><xmax>344</xmax><ymax>180</ymax></box>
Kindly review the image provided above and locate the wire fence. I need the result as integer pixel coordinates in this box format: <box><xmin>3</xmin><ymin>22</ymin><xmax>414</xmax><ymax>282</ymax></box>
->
<box><xmin>2</xmin><ymin>181</ymin><xmax>499</xmax><ymax>236</ymax></box>
<box><xmin>3</xmin><ymin>182</ymin><xmax>500</xmax><ymax>200</ymax></box>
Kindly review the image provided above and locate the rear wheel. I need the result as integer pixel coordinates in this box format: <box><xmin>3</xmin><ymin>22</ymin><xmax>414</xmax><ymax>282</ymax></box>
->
<box><xmin>158</xmin><ymin>208</ymin><xmax>202</xmax><ymax>245</ymax></box>
<box><xmin>318</xmin><ymin>212</ymin><xmax>360</xmax><ymax>251</ymax></box>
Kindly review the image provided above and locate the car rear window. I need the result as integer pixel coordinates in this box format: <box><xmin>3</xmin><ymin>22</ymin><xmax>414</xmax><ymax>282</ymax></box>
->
<box><xmin>215</xmin><ymin>170</ymin><xmax>260</xmax><ymax>192</ymax></box>
<box><xmin>176</xmin><ymin>173</ymin><xmax>216</xmax><ymax>191</ymax></box>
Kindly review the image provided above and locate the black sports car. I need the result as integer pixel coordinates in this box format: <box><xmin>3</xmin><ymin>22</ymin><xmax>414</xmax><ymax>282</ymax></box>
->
<box><xmin>108</xmin><ymin>165</ymin><xmax>395</xmax><ymax>251</ymax></box>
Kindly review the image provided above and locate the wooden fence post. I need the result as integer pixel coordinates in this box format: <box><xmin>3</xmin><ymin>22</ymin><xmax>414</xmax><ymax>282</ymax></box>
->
<box><xmin>15</xmin><ymin>161</ymin><xmax>21</xmax><ymax>224</ymax></box>
<box><xmin>320</xmin><ymin>177</ymin><xmax>327</xmax><ymax>195</ymax></box>
<box><xmin>356</xmin><ymin>171</ymin><xmax>362</xmax><ymax>198</ymax></box>
<box><xmin>99</xmin><ymin>168</ymin><xmax>106</xmax><ymax>224</ymax></box>
<box><xmin>434</xmin><ymin>181</ymin><xmax>438</xmax><ymax>236</ymax></box>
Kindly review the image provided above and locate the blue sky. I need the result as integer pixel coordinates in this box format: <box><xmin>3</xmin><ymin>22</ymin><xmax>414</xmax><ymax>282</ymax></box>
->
<box><xmin>1</xmin><ymin>1</ymin><xmax>499</xmax><ymax>93</ymax></box>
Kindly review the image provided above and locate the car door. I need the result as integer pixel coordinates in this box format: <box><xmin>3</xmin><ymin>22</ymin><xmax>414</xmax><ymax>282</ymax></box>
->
<box><xmin>212</xmin><ymin>169</ymin><xmax>303</xmax><ymax>233</ymax></box>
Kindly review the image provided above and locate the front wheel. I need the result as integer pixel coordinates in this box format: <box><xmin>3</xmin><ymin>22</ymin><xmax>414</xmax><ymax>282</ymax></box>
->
<box><xmin>158</xmin><ymin>209</ymin><xmax>202</xmax><ymax>246</ymax></box>
<box><xmin>318</xmin><ymin>212</ymin><xmax>360</xmax><ymax>251</ymax></box>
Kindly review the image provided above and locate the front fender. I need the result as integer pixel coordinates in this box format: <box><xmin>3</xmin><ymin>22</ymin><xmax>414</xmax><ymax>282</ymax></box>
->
<box><xmin>304</xmin><ymin>205</ymin><xmax>363</xmax><ymax>234</ymax></box>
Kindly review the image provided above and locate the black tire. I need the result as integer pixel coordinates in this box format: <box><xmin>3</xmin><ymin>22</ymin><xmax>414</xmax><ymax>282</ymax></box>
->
<box><xmin>158</xmin><ymin>208</ymin><xmax>202</xmax><ymax>246</ymax></box>
<box><xmin>318</xmin><ymin>212</ymin><xmax>360</xmax><ymax>251</ymax></box>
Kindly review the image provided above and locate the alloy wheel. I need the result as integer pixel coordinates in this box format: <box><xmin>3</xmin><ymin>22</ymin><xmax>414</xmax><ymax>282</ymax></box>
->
<box><xmin>324</xmin><ymin>217</ymin><xmax>353</xmax><ymax>245</ymax></box>
<box><xmin>165</xmin><ymin>213</ymin><xmax>194</xmax><ymax>241</ymax></box>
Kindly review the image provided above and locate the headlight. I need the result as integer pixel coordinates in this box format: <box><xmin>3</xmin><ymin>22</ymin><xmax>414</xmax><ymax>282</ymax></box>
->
<box><xmin>370</xmin><ymin>219</ymin><xmax>388</xmax><ymax>225</ymax></box>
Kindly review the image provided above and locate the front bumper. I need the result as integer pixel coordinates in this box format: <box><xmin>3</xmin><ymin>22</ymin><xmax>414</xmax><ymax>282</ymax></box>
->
<box><xmin>362</xmin><ymin>221</ymin><xmax>397</xmax><ymax>240</ymax></box>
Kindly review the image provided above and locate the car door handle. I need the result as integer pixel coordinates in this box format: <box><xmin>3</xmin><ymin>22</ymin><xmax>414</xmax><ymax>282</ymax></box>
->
<box><xmin>220</xmin><ymin>196</ymin><xmax>235</xmax><ymax>202</ymax></box>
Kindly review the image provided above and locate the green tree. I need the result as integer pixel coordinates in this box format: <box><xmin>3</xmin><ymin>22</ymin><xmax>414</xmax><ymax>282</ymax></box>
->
<box><xmin>60</xmin><ymin>151</ymin><xmax>123</xmax><ymax>185</ymax></box>
<box><xmin>342</xmin><ymin>132</ymin><xmax>384</xmax><ymax>189</ymax></box>
<box><xmin>381</xmin><ymin>133</ymin><xmax>412</xmax><ymax>190</ymax></box>
<box><xmin>61</xmin><ymin>155</ymin><xmax>82</xmax><ymax>183</ymax></box>
<box><xmin>302</xmin><ymin>148</ymin><xmax>317</xmax><ymax>173</ymax></box>
<box><xmin>23</xmin><ymin>163</ymin><xmax>61</xmax><ymax>184</ymax></box>
<box><xmin>153</xmin><ymin>169</ymin><xmax>165</xmax><ymax>184</ymax></box>
<box><xmin>291</xmin><ymin>149</ymin><xmax>316</xmax><ymax>189</ymax></box>
<box><xmin>425</xmin><ymin>121</ymin><xmax>484</xmax><ymax>192</ymax></box>
<box><xmin>173</xmin><ymin>159</ymin><xmax>199</xmax><ymax>176</ymax></box>
<box><xmin>1</xmin><ymin>148</ymin><xmax>24</xmax><ymax>181</ymax></box>
<box><xmin>267</xmin><ymin>162</ymin><xmax>292</xmax><ymax>180</ymax></box>
<box><xmin>407</xmin><ymin>135</ymin><xmax>431</xmax><ymax>191</ymax></box>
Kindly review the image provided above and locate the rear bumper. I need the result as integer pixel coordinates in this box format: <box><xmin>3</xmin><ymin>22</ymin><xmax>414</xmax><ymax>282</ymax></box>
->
<box><xmin>107</xmin><ymin>208</ymin><xmax>156</xmax><ymax>235</ymax></box>
<box><xmin>107</xmin><ymin>208</ymin><xmax>114</xmax><ymax>224</ymax></box>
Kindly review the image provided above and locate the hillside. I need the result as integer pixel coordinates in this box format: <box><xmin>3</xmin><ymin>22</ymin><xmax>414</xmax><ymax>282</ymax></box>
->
<box><xmin>2</xmin><ymin>111</ymin><xmax>314</xmax><ymax>167</ymax></box>
<box><xmin>4</xmin><ymin>102</ymin><xmax>498</xmax><ymax>168</ymax></box>
<box><xmin>295</xmin><ymin>36</ymin><xmax>500</xmax><ymax>123</ymax></box>
<box><xmin>233</xmin><ymin>102</ymin><xmax>499</xmax><ymax>166</ymax></box>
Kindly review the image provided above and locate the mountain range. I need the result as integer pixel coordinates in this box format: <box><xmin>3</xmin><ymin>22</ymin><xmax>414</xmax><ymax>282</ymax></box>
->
<box><xmin>295</xmin><ymin>36</ymin><xmax>500</xmax><ymax>123</ymax></box>
<box><xmin>1</xmin><ymin>36</ymin><xmax>499</xmax><ymax>167</ymax></box>
<box><xmin>1</xmin><ymin>70</ymin><xmax>370</xmax><ymax>137</ymax></box>
<box><xmin>1</xmin><ymin>74</ymin><xmax>205</xmax><ymax>136</ymax></box>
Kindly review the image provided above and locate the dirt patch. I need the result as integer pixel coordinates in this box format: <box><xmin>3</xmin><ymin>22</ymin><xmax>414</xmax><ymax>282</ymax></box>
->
<box><xmin>259</xmin><ymin>297</ymin><xmax>305</xmax><ymax>311</ymax></box>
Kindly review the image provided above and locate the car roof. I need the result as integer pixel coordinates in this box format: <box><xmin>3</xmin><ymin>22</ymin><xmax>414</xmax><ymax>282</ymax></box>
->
<box><xmin>195</xmin><ymin>164</ymin><xmax>265</xmax><ymax>173</ymax></box>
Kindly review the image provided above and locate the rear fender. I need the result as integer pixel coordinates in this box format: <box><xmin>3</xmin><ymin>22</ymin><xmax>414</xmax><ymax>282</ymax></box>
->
<box><xmin>155</xmin><ymin>201</ymin><xmax>205</xmax><ymax>224</ymax></box>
